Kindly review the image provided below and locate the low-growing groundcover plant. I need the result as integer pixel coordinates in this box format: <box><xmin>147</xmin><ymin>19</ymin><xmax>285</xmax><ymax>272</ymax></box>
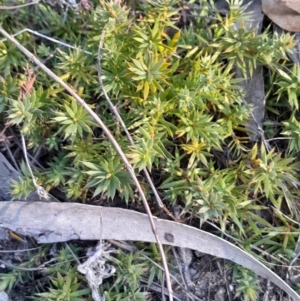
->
<box><xmin>1</xmin><ymin>0</ymin><xmax>300</xmax><ymax>300</ymax></box>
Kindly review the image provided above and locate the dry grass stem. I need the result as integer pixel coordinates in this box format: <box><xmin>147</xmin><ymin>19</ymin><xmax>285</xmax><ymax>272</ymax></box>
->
<box><xmin>0</xmin><ymin>26</ymin><xmax>174</xmax><ymax>301</ymax></box>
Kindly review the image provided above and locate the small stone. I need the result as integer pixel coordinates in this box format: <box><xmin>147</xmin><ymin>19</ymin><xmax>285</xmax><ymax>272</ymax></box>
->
<box><xmin>0</xmin><ymin>228</ymin><xmax>9</xmax><ymax>240</ymax></box>
<box><xmin>0</xmin><ymin>292</ymin><xmax>10</xmax><ymax>301</ymax></box>
<box><xmin>189</xmin><ymin>267</ymin><xmax>197</xmax><ymax>276</ymax></box>
<box><xmin>214</xmin><ymin>287</ymin><xmax>226</xmax><ymax>301</ymax></box>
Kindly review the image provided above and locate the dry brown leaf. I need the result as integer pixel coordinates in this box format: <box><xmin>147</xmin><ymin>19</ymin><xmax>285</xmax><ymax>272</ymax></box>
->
<box><xmin>283</xmin><ymin>0</ymin><xmax>300</xmax><ymax>14</ymax></box>
<box><xmin>262</xmin><ymin>0</ymin><xmax>300</xmax><ymax>32</ymax></box>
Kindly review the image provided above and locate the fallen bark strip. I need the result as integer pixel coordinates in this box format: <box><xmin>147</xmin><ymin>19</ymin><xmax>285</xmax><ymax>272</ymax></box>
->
<box><xmin>1</xmin><ymin>201</ymin><xmax>300</xmax><ymax>301</ymax></box>
<box><xmin>235</xmin><ymin>0</ymin><xmax>265</xmax><ymax>142</ymax></box>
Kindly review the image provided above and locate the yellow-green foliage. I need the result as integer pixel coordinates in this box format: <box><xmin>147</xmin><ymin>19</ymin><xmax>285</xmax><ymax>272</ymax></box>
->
<box><xmin>1</xmin><ymin>0</ymin><xmax>300</xmax><ymax>300</ymax></box>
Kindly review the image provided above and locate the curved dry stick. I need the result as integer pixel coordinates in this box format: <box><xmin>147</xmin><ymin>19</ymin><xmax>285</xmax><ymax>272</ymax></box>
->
<box><xmin>0</xmin><ymin>27</ymin><xmax>173</xmax><ymax>301</ymax></box>
<box><xmin>0</xmin><ymin>0</ymin><xmax>40</xmax><ymax>10</ymax></box>
<box><xmin>1</xmin><ymin>201</ymin><xmax>300</xmax><ymax>301</ymax></box>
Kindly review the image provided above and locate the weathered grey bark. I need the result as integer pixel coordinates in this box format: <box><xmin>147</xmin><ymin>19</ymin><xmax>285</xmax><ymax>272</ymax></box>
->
<box><xmin>1</xmin><ymin>201</ymin><xmax>300</xmax><ymax>301</ymax></box>
<box><xmin>235</xmin><ymin>66</ymin><xmax>265</xmax><ymax>141</ymax></box>
<box><xmin>215</xmin><ymin>0</ymin><xmax>265</xmax><ymax>141</ymax></box>
<box><xmin>0</xmin><ymin>292</ymin><xmax>10</xmax><ymax>301</ymax></box>
<box><xmin>236</xmin><ymin>0</ymin><xmax>265</xmax><ymax>141</ymax></box>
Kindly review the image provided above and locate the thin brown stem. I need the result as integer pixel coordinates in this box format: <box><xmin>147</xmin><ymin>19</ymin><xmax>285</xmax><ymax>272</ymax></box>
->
<box><xmin>97</xmin><ymin>29</ymin><xmax>180</xmax><ymax>224</ymax></box>
<box><xmin>0</xmin><ymin>27</ymin><xmax>173</xmax><ymax>301</ymax></box>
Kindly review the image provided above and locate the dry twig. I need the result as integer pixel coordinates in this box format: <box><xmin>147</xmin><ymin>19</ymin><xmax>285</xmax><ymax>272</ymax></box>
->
<box><xmin>97</xmin><ymin>29</ymin><xmax>182</xmax><ymax>223</ymax></box>
<box><xmin>0</xmin><ymin>27</ymin><xmax>174</xmax><ymax>301</ymax></box>
<box><xmin>0</xmin><ymin>0</ymin><xmax>40</xmax><ymax>10</ymax></box>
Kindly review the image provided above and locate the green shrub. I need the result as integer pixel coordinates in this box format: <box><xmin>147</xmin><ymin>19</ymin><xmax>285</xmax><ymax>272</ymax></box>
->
<box><xmin>1</xmin><ymin>0</ymin><xmax>300</xmax><ymax>300</ymax></box>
